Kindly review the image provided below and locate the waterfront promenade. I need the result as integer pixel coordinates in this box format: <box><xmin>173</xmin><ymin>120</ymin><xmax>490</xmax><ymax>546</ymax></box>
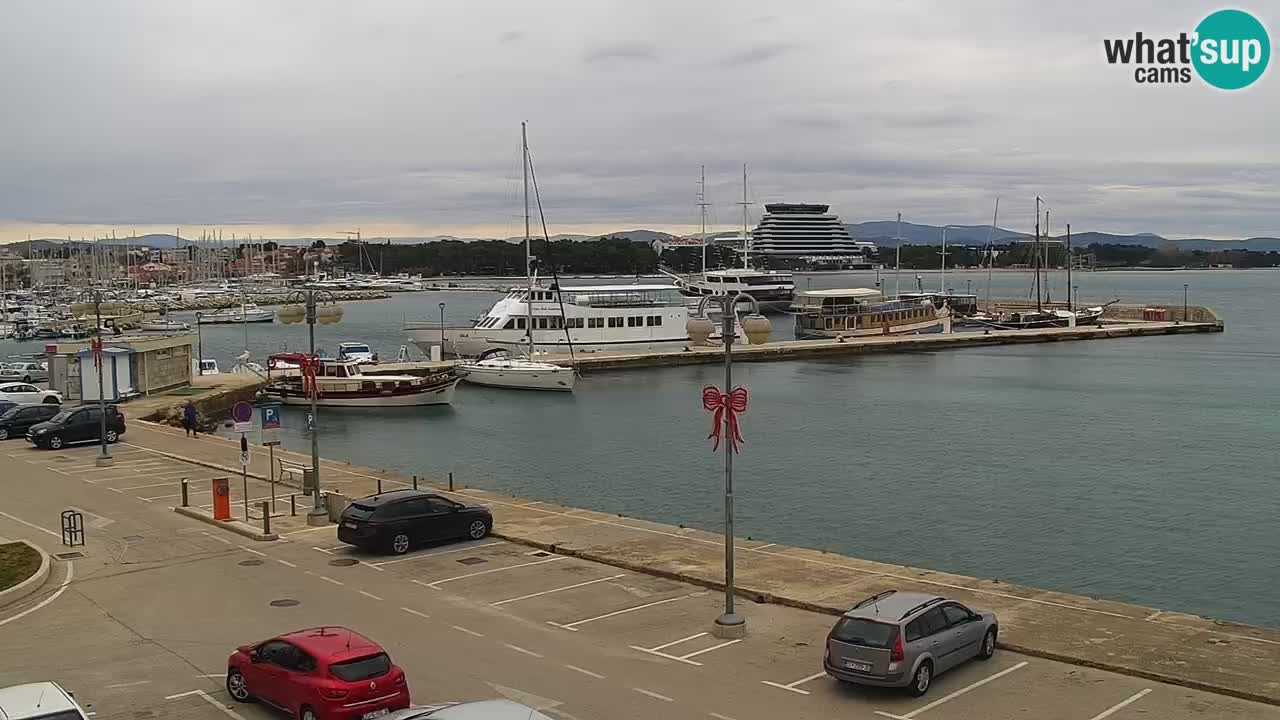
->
<box><xmin>90</xmin><ymin>420</ymin><xmax>1280</xmax><ymax>706</ymax></box>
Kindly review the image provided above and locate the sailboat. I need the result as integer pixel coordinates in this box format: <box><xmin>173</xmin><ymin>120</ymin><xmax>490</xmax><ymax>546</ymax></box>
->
<box><xmin>662</xmin><ymin>165</ymin><xmax>794</xmax><ymax>312</ymax></box>
<box><xmin>456</xmin><ymin>123</ymin><xmax>577</xmax><ymax>392</ymax></box>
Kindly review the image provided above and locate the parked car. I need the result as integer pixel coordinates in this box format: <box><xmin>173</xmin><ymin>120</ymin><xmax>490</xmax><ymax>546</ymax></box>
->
<box><xmin>226</xmin><ymin>626</ymin><xmax>410</xmax><ymax>720</ymax></box>
<box><xmin>338</xmin><ymin>489</ymin><xmax>492</xmax><ymax>555</ymax></box>
<box><xmin>27</xmin><ymin>405</ymin><xmax>126</xmax><ymax>450</ymax></box>
<box><xmin>0</xmin><ymin>399</ymin><xmax>17</xmax><ymax>417</ymax></box>
<box><xmin>0</xmin><ymin>681</ymin><xmax>92</xmax><ymax>720</ymax></box>
<box><xmin>385</xmin><ymin>701</ymin><xmax>552</xmax><ymax>720</ymax></box>
<box><xmin>0</xmin><ymin>382</ymin><xmax>60</xmax><ymax>405</ymax></box>
<box><xmin>0</xmin><ymin>403</ymin><xmax>63</xmax><ymax>440</ymax></box>
<box><xmin>824</xmin><ymin>590</ymin><xmax>998</xmax><ymax>696</ymax></box>
<box><xmin>0</xmin><ymin>362</ymin><xmax>48</xmax><ymax>383</ymax></box>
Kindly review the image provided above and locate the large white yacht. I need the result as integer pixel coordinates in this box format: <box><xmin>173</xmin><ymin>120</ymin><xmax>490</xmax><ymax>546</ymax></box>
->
<box><xmin>405</xmin><ymin>283</ymin><xmax>700</xmax><ymax>357</ymax></box>
<box><xmin>664</xmin><ymin>266</ymin><xmax>795</xmax><ymax>312</ymax></box>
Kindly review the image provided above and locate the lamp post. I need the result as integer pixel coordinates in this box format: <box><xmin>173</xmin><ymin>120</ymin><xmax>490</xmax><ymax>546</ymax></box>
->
<box><xmin>194</xmin><ymin>311</ymin><xmax>204</xmax><ymax>374</ymax></box>
<box><xmin>691</xmin><ymin>292</ymin><xmax>770</xmax><ymax>639</ymax></box>
<box><xmin>1183</xmin><ymin>283</ymin><xmax>1189</xmax><ymax>323</ymax></box>
<box><xmin>438</xmin><ymin>302</ymin><xmax>446</xmax><ymax>355</ymax></box>
<box><xmin>278</xmin><ymin>289</ymin><xmax>343</xmax><ymax>524</ymax></box>
<box><xmin>1073</xmin><ymin>285</ymin><xmax>1079</xmax><ymax>312</ymax></box>
<box><xmin>76</xmin><ymin>289</ymin><xmax>113</xmax><ymax>467</ymax></box>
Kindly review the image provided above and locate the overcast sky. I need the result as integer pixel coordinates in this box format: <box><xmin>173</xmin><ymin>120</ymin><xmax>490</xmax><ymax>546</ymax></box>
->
<box><xmin>1</xmin><ymin>0</ymin><xmax>1275</xmax><ymax>242</ymax></box>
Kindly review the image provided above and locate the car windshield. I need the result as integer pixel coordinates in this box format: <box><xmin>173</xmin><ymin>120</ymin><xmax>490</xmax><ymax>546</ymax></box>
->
<box><xmin>329</xmin><ymin>652</ymin><xmax>391</xmax><ymax>681</ymax></box>
<box><xmin>49</xmin><ymin>411</ymin><xmax>72</xmax><ymax>423</ymax></box>
<box><xmin>0</xmin><ymin>407</ymin><xmax>18</xmax><ymax>420</ymax></box>
<box><xmin>831</xmin><ymin>618</ymin><xmax>897</xmax><ymax>648</ymax></box>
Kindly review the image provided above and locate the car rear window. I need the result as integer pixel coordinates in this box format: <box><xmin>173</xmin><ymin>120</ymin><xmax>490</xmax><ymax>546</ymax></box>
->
<box><xmin>344</xmin><ymin>503</ymin><xmax>378</xmax><ymax>520</ymax></box>
<box><xmin>329</xmin><ymin>652</ymin><xmax>391</xmax><ymax>681</ymax></box>
<box><xmin>830</xmin><ymin>617</ymin><xmax>897</xmax><ymax>648</ymax></box>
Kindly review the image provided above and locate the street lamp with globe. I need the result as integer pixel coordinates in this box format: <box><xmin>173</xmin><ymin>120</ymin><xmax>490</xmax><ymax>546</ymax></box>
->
<box><xmin>276</xmin><ymin>289</ymin><xmax>343</xmax><ymax>524</ymax></box>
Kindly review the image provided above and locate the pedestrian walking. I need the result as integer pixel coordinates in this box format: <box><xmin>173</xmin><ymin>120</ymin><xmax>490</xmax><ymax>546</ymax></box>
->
<box><xmin>182</xmin><ymin>401</ymin><xmax>199</xmax><ymax>438</ymax></box>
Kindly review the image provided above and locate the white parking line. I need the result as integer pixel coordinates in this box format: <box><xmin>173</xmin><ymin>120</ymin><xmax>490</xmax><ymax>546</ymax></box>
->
<box><xmin>632</xmin><ymin>688</ymin><xmax>674</xmax><ymax>703</ymax></box>
<box><xmin>549</xmin><ymin>595</ymin><xmax>686</xmax><ymax>631</ymax></box>
<box><xmin>709</xmin><ymin>714</ymin><xmax>738</xmax><ymax>720</ymax></box>
<box><xmin>679</xmin><ymin>639</ymin><xmax>742</xmax><ymax>661</ymax></box>
<box><xmin>872</xmin><ymin>661</ymin><xmax>1028</xmax><ymax>719</ymax></box>
<box><xmin>311</xmin><ymin>546</ymin><xmax>334</xmax><ymax>554</ymax></box>
<box><xmin>237</xmin><ymin>546</ymin><xmax>267</xmax><ymax>557</ymax></box>
<box><xmin>283</xmin><ymin>525</ymin><xmax>335</xmax><ymax>536</ymax></box>
<box><xmin>0</xmin><ymin>562</ymin><xmax>73</xmax><ymax>628</ymax></box>
<box><xmin>201</xmin><ymin>531</ymin><xmax>234</xmax><ymax>545</ymax></box>
<box><xmin>762</xmin><ymin>671</ymin><xmax>826</xmax><ymax>695</ymax></box>
<box><xmin>490</xmin><ymin>574</ymin><xmax>626</xmax><ymax>606</ymax></box>
<box><xmin>650</xmin><ymin>632</ymin><xmax>706</xmax><ymax>652</ymax></box>
<box><xmin>417</xmin><ymin>556</ymin><xmax>565</xmax><ymax>589</ymax></box>
<box><xmin>167</xmin><ymin>689</ymin><xmax>249</xmax><ymax>720</ymax></box>
<box><xmin>564</xmin><ymin>665</ymin><xmax>604</xmax><ymax>680</ymax></box>
<box><xmin>0</xmin><ymin>510</ymin><xmax>62</xmax><ymax>539</ymax></box>
<box><xmin>359</xmin><ymin>590</ymin><xmax>384</xmax><ymax>601</ymax></box>
<box><xmin>142</xmin><ymin>489</ymin><xmax>212</xmax><ymax>501</ymax></box>
<box><xmin>371</xmin><ymin>541</ymin><xmax>504</xmax><ymax>566</ymax></box>
<box><xmin>1087</xmin><ymin>689</ymin><xmax>1153</xmax><ymax>720</ymax></box>
<box><xmin>752</xmin><ymin>543</ymin><xmax>777</xmax><ymax>550</ymax></box>
<box><xmin>119</xmin><ymin>480</ymin><xmax>198</xmax><ymax>491</ymax></box>
<box><xmin>451</xmin><ymin>625</ymin><xmax>484</xmax><ymax>637</ymax></box>
<box><xmin>106</xmin><ymin>680</ymin><xmax>151</xmax><ymax>689</ymax></box>
<box><xmin>319</xmin><ymin>575</ymin><xmax>344</xmax><ymax>586</ymax></box>
<box><xmin>503</xmin><ymin>643</ymin><xmax>544</xmax><ymax>659</ymax></box>
<box><xmin>400</xmin><ymin>607</ymin><xmax>430</xmax><ymax>619</ymax></box>
<box><xmin>275</xmin><ymin>559</ymin><xmax>297</xmax><ymax>568</ymax></box>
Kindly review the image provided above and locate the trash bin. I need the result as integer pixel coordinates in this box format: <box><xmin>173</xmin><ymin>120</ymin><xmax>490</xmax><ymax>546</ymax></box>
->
<box><xmin>302</xmin><ymin>467</ymin><xmax>316</xmax><ymax>496</ymax></box>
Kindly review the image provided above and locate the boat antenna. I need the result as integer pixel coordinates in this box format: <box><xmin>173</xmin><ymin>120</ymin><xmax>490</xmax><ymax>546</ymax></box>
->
<box><xmin>1043</xmin><ymin>210</ymin><xmax>1052</xmax><ymax>304</ymax></box>
<box><xmin>525</xmin><ymin>134</ymin><xmax>578</xmax><ymax>370</ymax></box>
<box><xmin>1034</xmin><ymin>196</ymin><xmax>1042</xmax><ymax>311</ymax></box>
<box><xmin>698</xmin><ymin>165</ymin><xmax>709</xmax><ymax>274</ymax></box>
<box><xmin>895</xmin><ymin>213</ymin><xmax>902</xmax><ymax>297</ymax></box>
<box><xmin>738</xmin><ymin>163</ymin><xmax>751</xmax><ymax>269</ymax></box>
<box><xmin>985</xmin><ymin>198</ymin><xmax>999</xmax><ymax>310</ymax></box>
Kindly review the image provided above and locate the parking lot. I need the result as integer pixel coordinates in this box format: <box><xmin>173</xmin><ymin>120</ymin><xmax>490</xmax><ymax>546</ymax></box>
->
<box><xmin>2</xmin><ymin>441</ymin><xmax>1278</xmax><ymax>720</ymax></box>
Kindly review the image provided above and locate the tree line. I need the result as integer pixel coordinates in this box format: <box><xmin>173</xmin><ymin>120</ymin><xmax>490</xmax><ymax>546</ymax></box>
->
<box><xmin>335</xmin><ymin>236</ymin><xmax>660</xmax><ymax>276</ymax></box>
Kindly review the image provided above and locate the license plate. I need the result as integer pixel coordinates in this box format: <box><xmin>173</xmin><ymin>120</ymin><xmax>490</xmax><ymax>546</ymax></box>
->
<box><xmin>362</xmin><ymin>710</ymin><xmax>389</xmax><ymax>720</ymax></box>
<box><xmin>342</xmin><ymin>522</ymin><xmax>358</xmax><ymax>529</ymax></box>
<box><xmin>845</xmin><ymin>660</ymin><xmax>872</xmax><ymax>672</ymax></box>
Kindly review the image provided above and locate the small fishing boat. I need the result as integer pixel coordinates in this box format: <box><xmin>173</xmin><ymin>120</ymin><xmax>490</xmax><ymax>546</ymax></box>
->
<box><xmin>141</xmin><ymin>318</ymin><xmax>190</xmax><ymax>332</ymax></box>
<box><xmin>198</xmin><ymin>303</ymin><xmax>274</xmax><ymax>324</ymax></box>
<box><xmin>262</xmin><ymin>353</ymin><xmax>459</xmax><ymax>407</ymax></box>
<box><xmin>457</xmin><ymin>348</ymin><xmax>575</xmax><ymax>392</ymax></box>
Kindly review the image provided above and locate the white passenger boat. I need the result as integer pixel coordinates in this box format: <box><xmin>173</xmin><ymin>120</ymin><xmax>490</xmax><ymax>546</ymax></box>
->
<box><xmin>197</xmin><ymin>303</ymin><xmax>274</xmax><ymax>324</ymax></box>
<box><xmin>791</xmin><ymin>288</ymin><xmax>951</xmax><ymax>339</ymax></box>
<box><xmin>262</xmin><ymin>353</ymin><xmax>459</xmax><ymax>407</ymax></box>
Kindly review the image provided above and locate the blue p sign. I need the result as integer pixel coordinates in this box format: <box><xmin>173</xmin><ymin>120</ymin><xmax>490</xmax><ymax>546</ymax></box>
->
<box><xmin>261</xmin><ymin>405</ymin><xmax>281</xmax><ymax>430</ymax></box>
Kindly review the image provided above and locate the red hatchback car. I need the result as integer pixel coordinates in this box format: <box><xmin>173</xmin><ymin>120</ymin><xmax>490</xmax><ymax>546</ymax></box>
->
<box><xmin>226</xmin><ymin>627</ymin><xmax>410</xmax><ymax>720</ymax></box>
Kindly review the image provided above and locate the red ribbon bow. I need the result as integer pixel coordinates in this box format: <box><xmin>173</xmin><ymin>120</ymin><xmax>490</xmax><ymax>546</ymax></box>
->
<box><xmin>702</xmin><ymin>385</ymin><xmax>748</xmax><ymax>453</ymax></box>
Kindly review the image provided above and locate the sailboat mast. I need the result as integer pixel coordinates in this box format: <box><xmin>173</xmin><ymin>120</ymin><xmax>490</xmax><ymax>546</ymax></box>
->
<box><xmin>698</xmin><ymin>165</ymin><xmax>708</xmax><ymax>274</ymax></box>
<box><xmin>523</xmin><ymin>122</ymin><xmax>534</xmax><ymax>358</ymax></box>
<box><xmin>739</xmin><ymin>163</ymin><xmax>750</xmax><ymax>270</ymax></box>
<box><xmin>1066</xmin><ymin>222</ymin><xmax>1073</xmax><ymax>310</ymax></box>
<box><xmin>895</xmin><ymin>212</ymin><xmax>902</xmax><ymax>297</ymax></box>
<box><xmin>940</xmin><ymin>227</ymin><xmax>947</xmax><ymax>293</ymax></box>
<box><xmin>1044</xmin><ymin>210</ymin><xmax>1051</xmax><ymax>303</ymax></box>
<box><xmin>1034</xmin><ymin>196</ymin><xmax>1042</xmax><ymax>311</ymax></box>
<box><xmin>985</xmin><ymin>198</ymin><xmax>999</xmax><ymax>309</ymax></box>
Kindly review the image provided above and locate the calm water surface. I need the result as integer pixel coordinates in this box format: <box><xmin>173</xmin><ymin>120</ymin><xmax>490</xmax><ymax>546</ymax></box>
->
<box><xmin>6</xmin><ymin>269</ymin><xmax>1275</xmax><ymax>626</ymax></box>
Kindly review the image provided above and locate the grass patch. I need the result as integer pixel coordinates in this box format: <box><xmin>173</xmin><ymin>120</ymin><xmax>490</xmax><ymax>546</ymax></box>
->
<box><xmin>0</xmin><ymin>542</ymin><xmax>41</xmax><ymax>591</ymax></box>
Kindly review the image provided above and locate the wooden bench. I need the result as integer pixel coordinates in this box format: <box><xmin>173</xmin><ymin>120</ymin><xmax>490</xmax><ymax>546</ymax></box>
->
<box><xmin>278</xmin><ymin>459</ymin><xmax>314</xmax><ymax>488</ymax></box>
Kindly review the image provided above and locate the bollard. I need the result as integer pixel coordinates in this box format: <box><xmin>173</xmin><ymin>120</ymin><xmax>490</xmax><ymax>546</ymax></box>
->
<box><xmin>448</xmin><ymin>471</ymin><xmax>454</xmax><ymax>491</ymax></box>
<box><xmin>290</xmin><ymin>494</ymin><xmax>296</xmax><ymax>516</ymax></box>
<box><xmin>261</xmin><ymin>502</ymin><xmax>271</xmax><ymax>535</ymax></box>
<box><xmin>412</xmin><ymin>474</ymin><xmax>418</xmax><ymax>490</ymax></box>
<box><xmin>377</xmin><ymin>477</ymin><xmax>383</xmax><ymax>495</ymax></box>
<box><xmin>180</xmin><ymin>478</ymin><xmax>189</xmax><ymax>508</ymax></box>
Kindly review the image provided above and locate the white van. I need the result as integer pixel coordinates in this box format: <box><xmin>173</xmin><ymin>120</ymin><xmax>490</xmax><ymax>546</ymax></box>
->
<box><xmin>0</xmin><ymin>682</ymin><xmax>91</xmax><ymax>720</ymax></box>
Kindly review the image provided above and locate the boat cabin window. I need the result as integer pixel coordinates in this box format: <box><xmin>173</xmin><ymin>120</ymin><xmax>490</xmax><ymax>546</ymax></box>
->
<box><xmin>566</xmin><ymin>317</ymin><xmax>584</xmax><ymax>329</ymax></box>
<box><xmin>646</xmin><ymin>315</ymin><xmax>662</xmax><ymax>326</ymax></box>
<box><xmin>627</xmin><ymin>316</ymin><xmax>642</xmax><ymax>328</ymax></box>
<box><xmin>516</xmin><ymin>318</ymin><xmax>526</xmax><ymax>330</ymax></box>
<box><xmin>608</xmin><ymin>317</ymin><xmax>623</xmax><ymax>328</ymax></box>
<box><xmin>588</xmin><ymin>318</ymin><xmax>603</xmax><ymax>328</ymax></box>
<box><xmin>502</xmin><ymin>318</ymin><xmax>515</xmax><ymax>329</ymax></box>
<box><xmin>361</xmin><ymin>381</ymin><xmax>376</xmax><ymax>391</ymax></box>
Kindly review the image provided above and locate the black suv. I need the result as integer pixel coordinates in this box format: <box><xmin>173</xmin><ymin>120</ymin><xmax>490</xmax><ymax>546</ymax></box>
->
<box><xmin>338</xmin><ymin>489</ymin><xmax>493</xmax><ymax>554</ymax></box>
<box><xmin>28</xmin><ymin>404</ymin><xmax>127</xmax><ymax>449</ymax></box>
<box><xmin>0</xmin><ymin>404</ymin><xmax>63</xmax><ymax>440</ymax></box>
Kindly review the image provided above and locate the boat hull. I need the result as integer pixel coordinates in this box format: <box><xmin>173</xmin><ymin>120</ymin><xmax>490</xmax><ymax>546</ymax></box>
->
<box><xmin>406</xmin><ymin>326</ymin><xmax>693</xmax><ymax>358</ymax></box>
<box><xmin>198</xmin><ymin>315</ymin><xmax>274</xmax><ymax>325</ymax></box>
<box><xmin>795</xmin><ymin>316</ymin><xmax>949</xmax><ymax>339</ymax></box>
<box><xmin>458</xmin><ymin>365</ymin><xmax>575</xmax><ymax>391</ymax></box>
<box><xmin>265</xmin><ymin>379</ymin><xmax>459</xmax><ymax>406</ymax></box>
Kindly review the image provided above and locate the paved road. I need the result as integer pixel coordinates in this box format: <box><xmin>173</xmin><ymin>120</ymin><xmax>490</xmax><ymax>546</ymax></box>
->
<box><xmin>1</xmin><ymin>441</ymin><xmax>1276</xmax><ymax>720</ymax></box>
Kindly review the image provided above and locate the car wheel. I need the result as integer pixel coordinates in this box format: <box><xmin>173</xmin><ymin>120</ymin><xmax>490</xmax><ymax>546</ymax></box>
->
<box><xmin>22</xmin><ymin>375</ymin><xmax>30</xmax><ymax>383</ymax></box>
<box><xmin>105</xmin><ymin>429</ymin><xmax>119</xmax><ymax>443</ymax></box>
<box><xmin>390</xmin><ymin>533</ymin><xmax>411</xmax><ymax>554</ymax></box>
<box><xmin>43</xmin><ymin>396</ymin><xmax>59</xmax><ymax>404</ymax></box>
<box><xmin>468</xmin><ymin>519</ymin><xmax>490</xmax><ymax>540</ymax></box>
<box><xmin>48</xmin><ymin>435</ymin><xmax>63</xmax><ymax>449</ymax></box>
<box><xmin>0</xmin><ymin>428</ymin><xmax>7</xmax><ymax>440</ymax></box>
<box><xmin>299</xmin><ymin>704</ymin><xmax>320</xmax><ymax>720</ymax></box>
<box><xmin>979</xmin><ymin>628</ymin><xmax>997</xmax><ymax>660</ymax></box>
<box><xmin>226</xmin><ymin>669</ymin><xmax>252</xmax><ymax>702</ymax></box>
<box><xmin>908</xmin><ymin>660</ymin><xmax>932</xmax><ymax>697</ymax></box>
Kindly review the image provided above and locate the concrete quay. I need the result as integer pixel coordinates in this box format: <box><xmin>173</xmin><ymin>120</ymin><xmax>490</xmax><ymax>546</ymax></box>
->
<box><xmin>546</xmin><ymin>319</ymin><xmax>1223</xmax><ymax>372</ymax></box>
<box><xmin>105</xmin><ymin>420</ymin><xmax>1279</xmax><ymax>706</ymax></box>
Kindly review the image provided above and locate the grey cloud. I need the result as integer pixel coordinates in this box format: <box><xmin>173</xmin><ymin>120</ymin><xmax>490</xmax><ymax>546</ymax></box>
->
<box><xmin>719</xmin><ymin>42</ymin><xmax>797</xmax><ymax>66</ymax></box>
<box><xmin>498</xmin><ymin>30</ymin><xmax>523</xmax><ymax>43</ymax></box>
<box><xmin>583</xmin><ymin>42</ymin><xmax>658</xmax><ymax>64</ymax></box>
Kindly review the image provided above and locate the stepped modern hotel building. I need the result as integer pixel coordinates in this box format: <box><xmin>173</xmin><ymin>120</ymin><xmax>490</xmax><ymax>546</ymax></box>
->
<box><xmin>749</xmin><ymin>203</ymin><xmax>877</xmax><ymax>270</ymax></box>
